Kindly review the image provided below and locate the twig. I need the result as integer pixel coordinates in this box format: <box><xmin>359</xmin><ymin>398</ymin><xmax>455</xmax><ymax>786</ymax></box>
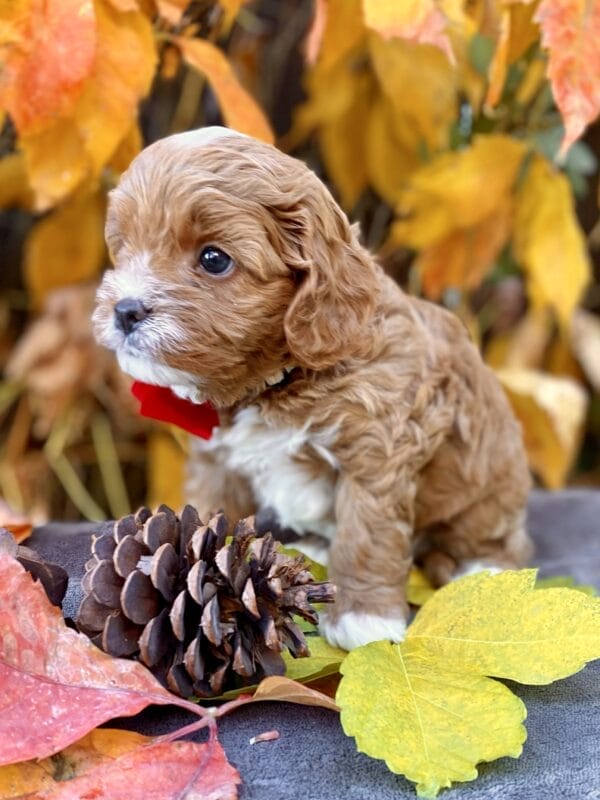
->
<box><xmin>91</xmin><ymin>413</ymin><xmax>130</xmax><ymax>518</ymax></box>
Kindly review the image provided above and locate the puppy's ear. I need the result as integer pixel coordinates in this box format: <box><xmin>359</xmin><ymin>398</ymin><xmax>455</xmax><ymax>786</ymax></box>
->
<box><xmin>274</xmin><ymin>185</ymin><xmax>380</xmax><ymax>370</ymax></box>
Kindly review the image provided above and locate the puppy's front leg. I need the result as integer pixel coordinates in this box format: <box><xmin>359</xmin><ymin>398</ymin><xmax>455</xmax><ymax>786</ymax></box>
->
<box><xmin>320</xmin><ymin>474</ymin><xmax>414</xmax><ymax>651</ymax></box>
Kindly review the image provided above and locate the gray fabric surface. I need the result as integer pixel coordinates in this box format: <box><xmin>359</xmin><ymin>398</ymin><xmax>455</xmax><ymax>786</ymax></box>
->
<box><xmin>26</xmin><ymin>490</ymin><xmax>600</xmax><ymax>799</ymax></box>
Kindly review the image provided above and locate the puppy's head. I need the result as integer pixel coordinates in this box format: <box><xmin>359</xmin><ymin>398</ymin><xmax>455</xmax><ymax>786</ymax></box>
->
<box><xmin>93</xmin><ymin>127</ymin><xmax>380</xmax><ymax>408</ymax></box>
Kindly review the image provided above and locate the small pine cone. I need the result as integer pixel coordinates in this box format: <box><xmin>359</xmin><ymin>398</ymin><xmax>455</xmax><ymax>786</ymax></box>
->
<box><xmin>76</xmin><ymin>505</ymin><xmax>335</xmax><ymax>698</ymax></box>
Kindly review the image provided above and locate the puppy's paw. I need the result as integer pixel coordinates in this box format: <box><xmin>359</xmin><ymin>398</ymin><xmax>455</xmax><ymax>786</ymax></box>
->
<box><xmin>452</xmin><ymin>559</ymin><xmax>504</xmax><ymax>581</ymax></box>
<box><xmin>172</xmin><ymin>384</ymin><xmax>205</xmax><ymax>404</ymax></box>
<box><xmin>319</xmin><ymin>611</ymin><xmax>406</xmax><ymax>651</ymax></box>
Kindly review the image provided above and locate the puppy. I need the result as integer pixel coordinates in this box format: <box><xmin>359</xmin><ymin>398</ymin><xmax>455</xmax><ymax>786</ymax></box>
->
<box><xmin>94</xmin><ymin>126</ymin><xmax>532</xmax><ymax>651</ymax></box>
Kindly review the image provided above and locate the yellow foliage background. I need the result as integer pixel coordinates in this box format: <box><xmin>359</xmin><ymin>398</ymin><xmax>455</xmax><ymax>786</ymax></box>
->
<box><xmin>1</xmin><ymin>0</ymin><xmax>599</xmax><ymax>521</ymax></box>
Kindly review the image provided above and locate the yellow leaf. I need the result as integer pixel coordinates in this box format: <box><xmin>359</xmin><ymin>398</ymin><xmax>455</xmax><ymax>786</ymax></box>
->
<box><xmin>338</xmin><ymin>641</ymin><xmax>526</xmax><ymax>799</ymax></box>
<box><xmin>496</xmin><ymin>367</ymin><xmax>587</xmax><ymax>488</ymax></box>
<box><xmin>369</xmin><ymin>33</ymin><xmax>457</xmax><ymax>154</ymax></box>
<box><xmin>0</xmin><ymin>152</ymin><xmax>34</xmax><ymax>209</ymax></box>
<box><xmin>282</xmin><ymin>636</ymin><xmax>346</xmax><ymax>683</ymax></box>
<box><xmin>19</xmin><ymin>0</ymin><xmax>156</xmax><ymax>209</ymax></box>
<box><xmin>0</xmin><ymin>729</ymin><xmax>147</xmax><ymax>797</ymax></box>
<box><xmin>362</xmin><ymin>0</ymin><xmax>454</xmax><ymax>63</ymax></box>
<box><xmin>318</xmin><ymin>66</ymin><xmax>373</xmax><ymax>208</ymax></box>
<box><xmin>366</xmin><ymin>94</ymin><xmax>420</xmax><ymax>205</ymax></box>
<box><xmin>24</xmin><ymin>188</ymin><xmax>106</xmax><ymax>308</ymax></box>
<box><xmin>416</xmin><ymin>200</ymin><xmax>512</xmax><ymax>299</ymax></box>
<box><xmin>147</xmin><ymin>431</ymin><xmax>185</xmax><ymax>510</ymax></box>
<box><xmin>513</xmin><ymin>155</ymin><xmax>590</xmax><ymax>328</ymax></box>
<box><xmin>391</xmin><ymin>135</ymin><xmax>526</xmax><ymax>248</ymax></box>
<box><xmin>175</xmin><ymin>36</ymin><xmax>273</xmax><ymax>143</ymax></box>
<box><xmin>406</xmin><ymin>566</ymin><xmax>436</xmax><ymax>606</ymax></box>
<box><xmin>219</xmin><ymin>0</ymin><xmax>247</xmax><ymax>29</ymax></box>
<box><xmin>108</xmin><ymin>120</ymin><xmax>143</xmax><ymax>173</ymax></box>
<box><xmin>305</xmin><ymin>0</ymin><xmax>365</xmax><ymax>71</ymax></box>
<box><xmin>407</xmin><ymin>569</ymin><xmax>600</xmax><ymax>684</ymax></box>
<box><xmin>487</xmin><ymin>2</ymin><xmax>540</xmax><ymax>107</ymax></box>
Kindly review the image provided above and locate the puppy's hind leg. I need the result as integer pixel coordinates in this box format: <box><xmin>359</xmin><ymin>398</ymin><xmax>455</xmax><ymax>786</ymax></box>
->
<box><xmin>420</xmin><ymin>488</ymin><xmax>533</xmax><ymax>588</ymax></box>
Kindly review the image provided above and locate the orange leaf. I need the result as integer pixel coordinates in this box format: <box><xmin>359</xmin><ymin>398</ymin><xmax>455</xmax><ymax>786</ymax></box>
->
<box><xmin>19</xmin><ymin>0</ymin><xmax>156</xmax><ymax>209</ymax></box>
<box><xmin>175</xmin><ymin>36</ymin><xmax>273</xmax><ymax>143</ymax></box>
<box><xmin>252</xmin><ymin>675</ymin><xmax>340</xmax><ymax>712</ymax></box>
<box><xmin>19</xmin><ymin>739</ymin><xmax>240</xmax><ymax>800</ymax></box>
<box><xmin>0</xmin><ymin>0</ymin><xmax>96</xmax><ymax>134</ymax></box>
<box><xmin>0</xmin><ymin>152</ymin><xmax>34</xmax><ymax>209</ymax></box>
<box><xmin>417</xmin><ymin>200</ymin><xmax>512</xmax><ymax>299</ymax></box>
<box><xmin>0</xmin><ymin>500</ymin><xmax>32</xmax><ymax>544</ymax></box>
<box><xmin>535</xmin><ymin>0</ymin><xmax>600</xmax><ymax>156</ymax></box>
<box><xmin>362</xmin><ymin>0</ymin><xmax>454</xmax><ymax>63</ymax></box>
<box><xmin>0</xmin><ymin>554</ymin><xmax>207</xmax><ymax>764</ymax></box>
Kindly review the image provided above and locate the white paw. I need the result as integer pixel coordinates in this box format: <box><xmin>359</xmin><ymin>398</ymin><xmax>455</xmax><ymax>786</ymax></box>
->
<box><xmin>452</xmin><ymin>560</ymin><xmax>504</xmax><ymax>580</ymax></box>
<box><xmin>319</xmin><ymin>611</ymin><xmax>407</xmax><ymax>651</ymax></box>
<box><xmin>172</xmin><ymin>384</ymin><xmax>205</xmax><ymax>404</ymax></box>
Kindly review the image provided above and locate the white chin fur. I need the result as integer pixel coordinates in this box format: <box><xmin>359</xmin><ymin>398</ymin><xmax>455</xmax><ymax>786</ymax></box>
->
<box><xmin>319</xmin><ymin>611</ymin><xmax>407</xmax><ymax>651</ymax></box>
<box><xmin>117</xmin><ymin>350</ymin><xmax>203</xmax><ymax>400</ymax></box>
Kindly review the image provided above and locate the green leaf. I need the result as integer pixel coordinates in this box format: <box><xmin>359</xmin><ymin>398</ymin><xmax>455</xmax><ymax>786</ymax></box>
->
<box><xmin>337</xmin><ymin>641</ymin><xmax>526</xmax><ymax>799</ymax></box>
<box><xmin>535</xmin><ymin>574</ymin><xmax>597</xmax><ymax>596</ymax></box>
<box><xmin>283</xmin><ymin>635</ymin><xmax>346</xmax><ymax>682</ymax></box>
<box><xmin>406</xmin><ymin>570</ymin><xmax>600</xmax><ymax>684</ymax></box>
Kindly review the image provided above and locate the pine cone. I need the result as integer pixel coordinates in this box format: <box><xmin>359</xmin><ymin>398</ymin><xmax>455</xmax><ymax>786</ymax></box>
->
<box><xmin>76</xmin><ymin>505</ymin><xmax>335</xmax><ymax>697</ymax></box>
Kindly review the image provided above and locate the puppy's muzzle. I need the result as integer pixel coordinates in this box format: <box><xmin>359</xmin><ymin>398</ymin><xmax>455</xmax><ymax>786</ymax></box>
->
<box><xmin>114</xmin><ymin>297</ymin><xmax>151</xmax><ymax>335</ymax></box>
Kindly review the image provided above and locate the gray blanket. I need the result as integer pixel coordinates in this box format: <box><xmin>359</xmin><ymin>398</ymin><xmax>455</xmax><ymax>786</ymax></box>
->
<box><xmin>27</xmin><ymin>490</ymin><xmax>600</xmax><ymax>799</ymax></box>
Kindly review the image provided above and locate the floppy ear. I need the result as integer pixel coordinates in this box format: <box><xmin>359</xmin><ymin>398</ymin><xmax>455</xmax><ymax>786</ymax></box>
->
<box><xmin>275</xmin><ymin>184</ymin><xmax>381</xmax><ymax>370</ymax></box>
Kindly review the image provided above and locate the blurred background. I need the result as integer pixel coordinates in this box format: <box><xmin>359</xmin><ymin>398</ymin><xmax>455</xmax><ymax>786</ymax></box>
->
<box><xmin>1</xmin><ymin>0</ymin><xmax>599</xmax><ymax>523</ymax></box>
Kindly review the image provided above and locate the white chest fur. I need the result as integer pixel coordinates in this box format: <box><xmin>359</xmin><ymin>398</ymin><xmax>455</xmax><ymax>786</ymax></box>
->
<box><xmin>194</xmin><ymin>406</ymin><xmax>338</xmax><ymax>540</ymax></box>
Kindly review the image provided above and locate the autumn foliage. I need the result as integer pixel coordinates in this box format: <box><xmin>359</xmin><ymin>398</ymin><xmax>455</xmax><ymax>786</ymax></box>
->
<box><xmin>1</xmin><ymin>0</ymin><xmax>600</xmax><ymax>520</ymax></box>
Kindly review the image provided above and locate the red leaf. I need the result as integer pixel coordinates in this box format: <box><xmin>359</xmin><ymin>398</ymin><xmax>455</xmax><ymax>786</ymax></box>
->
<box><xmin>0</xmin><ymin>554</ymin><xmax>201</xmax><ymax>764</ymax></box>
<box><xmin>536</xmin><ymin>0</ymin><xmax>600</xmax><ymax>156</ymax></box>
<box><xmin>33</xmin><ymin>739</ymin><xmax>240</xmax><ymax>800</ymax></box>
<box><xmin>0</xmin><ymin>0</ymin><xmax>96</xmax><ymax>134</ymax></box>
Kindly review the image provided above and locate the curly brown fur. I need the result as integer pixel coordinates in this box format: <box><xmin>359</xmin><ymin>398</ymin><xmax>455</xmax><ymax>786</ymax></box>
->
<box><xmin>94</xmin><ymin>127</ymin><xmax>532</xmax><ymax>650</ymax></box>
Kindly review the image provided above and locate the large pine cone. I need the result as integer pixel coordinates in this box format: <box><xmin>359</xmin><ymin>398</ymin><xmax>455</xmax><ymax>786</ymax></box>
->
<box><xmin>76</xmin><ymin>505</ymin><xmax>335</xmax><ymax>697</ymax></box>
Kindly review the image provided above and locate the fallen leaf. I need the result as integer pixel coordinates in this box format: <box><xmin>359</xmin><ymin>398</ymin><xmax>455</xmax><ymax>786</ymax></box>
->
<box><xmin>0</xmin><ymin>553</ymin><xmax>203</xmax><ymax>764</ymax></box>
<box><xmin>498</xmin><ymin>368</ymin><xmax>587</xmax><ymax>488</ymax></box>
<box><xmin>536</xmin><ymin>575</ymin><xmax>597</xmax><ymax>596</ymax></box>
<box><xmin>30</xmin><ymin>738</ymin><xmax>240</xmax><ymax>800</ymax></box>
<box><xmin>407</xmin><ymin>569</ymin><xmax>600</xmax><ymax>683</ymax></box>
<box><xmin>0</xmin><ymin>0</ymin><xmax>96</xmax><ymax>134</ymax></box>
<box><xmin>282</xmin><ymin>636</ymin><xmax>345</xmax><ymax>683</ymax></box>
<box><xmin>363</xmin><ymin>0</ymin><xmax>454</xmax><ymax>63</ymax></box>
<box><xmin>249</xmin><ymin>730</ymin><xmax>279</xmax><ymax>745</ymax></box>
<box><xmin>338</xmin><ymin>570</ymin><xmax>600</xmax><ymax>796</ymax></box>
<box><xmin>252</xmin><ymin>675</ymin><xmax>340</xmax><ymax>712</ymax></box>
<box><xmin>407</xmin><ymin>566</ymin><xmax>436</xmax><ymax>606</ymax></box>
<box><xmin>0</xmin><ymin>500</ymin><xmax>32</xmax><ymax>543</ymax></box>
<box><xmin>513</xmin><ymin>155</ymin><xmax>590</xmax><ymax>328</ymax></box>
<box><xmin>0</xmin><ymin>729</ymin><xmax>147</xmax><ymax>797</ymax></box>
<box><xmin>175</xmin><ymin>36</ymin><xmax>273</xmax><ymax>143</ymax></box>
<box><xmin>156</xmin><ymin>0</ymin><xmax>189</xmax><ymax>25</ymax></box>
<box><xmin>535</xmin><ymin>0</ymin><xmax>600</xmax><ymax>156</ymax></box>
<box><xmin>338</xmin><ymin>641</ymin><xmax>526</xmax><ymax>799</ymax></box>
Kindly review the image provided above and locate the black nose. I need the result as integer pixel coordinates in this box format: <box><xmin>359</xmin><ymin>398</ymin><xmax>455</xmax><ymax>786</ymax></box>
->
<box><xmin>114</xmin><ymin>297</ymin><xmax>150</xmax><ymax>335</ymax></box>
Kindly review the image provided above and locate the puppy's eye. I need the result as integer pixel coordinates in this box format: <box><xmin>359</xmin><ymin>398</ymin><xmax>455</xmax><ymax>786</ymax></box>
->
<box><xmin>198</xmin><ymin>246</ymin><xmax>234</xmax><ymax>275</ymax></box>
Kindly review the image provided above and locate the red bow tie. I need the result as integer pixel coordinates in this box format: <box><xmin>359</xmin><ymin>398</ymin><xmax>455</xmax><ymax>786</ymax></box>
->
<box><xmin>131</xmin><ymin>381</ymin><xmax>219</xmax><ymax>439</ymax></box>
